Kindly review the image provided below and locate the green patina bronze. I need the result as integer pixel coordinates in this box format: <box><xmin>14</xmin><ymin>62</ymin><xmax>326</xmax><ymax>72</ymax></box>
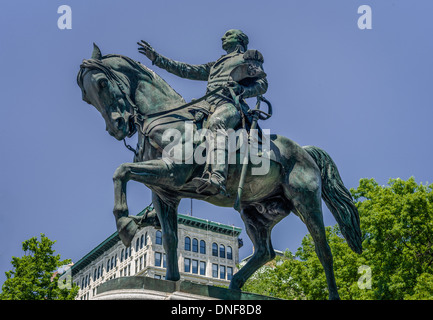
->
<box><xmin>76</xmin><ymin>30</ymin><xmax>362</xmax><ymax>300</ymax></box>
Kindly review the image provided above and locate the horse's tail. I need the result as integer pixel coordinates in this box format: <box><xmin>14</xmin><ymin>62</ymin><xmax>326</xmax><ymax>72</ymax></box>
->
<box><xmin>303</xmin><ymin>145</ymin><xmax>362</xmax><ymax>254</ymax></box>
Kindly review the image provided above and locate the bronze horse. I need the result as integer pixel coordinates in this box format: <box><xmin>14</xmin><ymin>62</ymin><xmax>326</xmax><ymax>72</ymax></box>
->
<box><xmin>77</xmin><ymin>44</ymin><xmax>362</xmax><ymax>299</ymax></box>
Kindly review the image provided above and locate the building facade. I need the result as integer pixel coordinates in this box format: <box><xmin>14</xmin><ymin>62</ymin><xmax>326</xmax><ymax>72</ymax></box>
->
<box><xmin>71</xmin><ymin>206</ymin><xmax>242</xmax><ymax>300</ymax></box>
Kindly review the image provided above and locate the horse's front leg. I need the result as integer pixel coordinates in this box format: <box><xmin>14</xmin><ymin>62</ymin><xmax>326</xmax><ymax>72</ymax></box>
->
<box><xmin>152</xmin><ymin>192</ymin><xmax>180</xmax><ymax>281</ymax></box>
<box><xmin>112</xmin><ymin>159</ymin><xmax>184</xmax><ymax>247</ymax></box>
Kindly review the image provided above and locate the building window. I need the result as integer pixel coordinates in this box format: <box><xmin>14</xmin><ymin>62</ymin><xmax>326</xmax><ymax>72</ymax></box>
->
<box><xmin>136</xmin><ymin>238</ymin><xmax>140</xmax><ymax>252</ymax></box>
<box><xmin>212</xmin><ymin>264</ymin><xmax>218</xmax><ymax>278</ymax></box>
<box><xmin>220</xmin><ymin>265</ymin><xmax>226</xmax><ymax>279</ymax></box>
<box><xmin>212</xmin><ymin>243</ymin><xmax>218</xmax><ymax>256</ymax></box>
<box><xmin>227</xmin><ymin>246</ymin><xmax>233</xmax><ymax>260</ymax></box>
<box><xmin>154</xmin><ymin>275</ymin><xmax>161</xmax><ymax>279</ymax></box>
<box><xmin>184</xmin><ymin>258</ymin><xmax>191</xmax><ymax>273</ymax></box>
<box><xmin>200</xmin><ymin>261</ymin><xmax>206</xmax><ymax>276</ymax></box>
<box><xmin>114</xmin><ymin>254</ymin><xmax>117</xmax><ymax>267</ymax></box>
<box><xmin>140</xmin><ymin>234</ymin><xmax>144</xmax><ymax>249</ymax></box>
<box><xmin>106</xmin><ymin>259</ymin><xmax>110</xmax><ymax>271</ymax></box>
<box><xmin>156</xmin><ymin>231</ymin><xmax>162</xmax><ymax>245</ymax></box>
<box><xmin>120</xmin><ymin>249</ymin><xmax>124</xmax><ymax>262</ymax></box>
<box><xmin>163</xmin><ymin>254</ymin><xmax>167</xmax><ymax>268</ymax></box>
<box><xmin>192</xmin><ymin>260</ymin><xmax>198</xmax><ymax>274</ymax></box>
<box><xmin>220</xmin><ymin>244</ymin><xmax>225</xmax><ymax>258</ymax></box>
<box><xmin>111</xmin><ymin>256</ymin><xmax>115</xmax><ymax>269</ymax></box>
<box><xmin>155</xmin><ymin>252</ymin><xmax>162</xmax><ymax>267</ymax></box>
<box><xmin>145</xmin><ymin>232</ymin><xmax>148</xmax><ymax>246</ymax></box>
<box><xmin>192</xmin><ymin>238</ymin><xmax>198</xmax><ymax>252</ymax></box>
<box><xmin>124</xmin><ymin>247</ymin><xmax>129</xmax><ymax>260</ymax></box>
<box><xmin>200</xmin><ymin>240</ymin><xmax>206</xmax><ymax>254</ymax></box>
<box><xmin>227</xmin><ymin>267</ymin><xmax>233</xmax><ymax>280</ymax></box>
<box><xmin>185</xmin><ymin>237</ymin><xmax>191</xmax><ymax>251</ymax></box>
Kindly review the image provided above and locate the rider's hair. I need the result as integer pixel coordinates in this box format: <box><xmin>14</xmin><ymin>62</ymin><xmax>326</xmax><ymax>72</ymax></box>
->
<box><xmin>236</xmin><ymin>30</ymin><xmax>249</xmax><ymax>51</ymax></box>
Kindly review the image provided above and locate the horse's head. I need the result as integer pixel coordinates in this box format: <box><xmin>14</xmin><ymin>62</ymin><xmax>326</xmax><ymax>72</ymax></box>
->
<box><xmin>77</xmin><ymin>44</ymin><xmax>139</xmax><ymax>141</ymax></box>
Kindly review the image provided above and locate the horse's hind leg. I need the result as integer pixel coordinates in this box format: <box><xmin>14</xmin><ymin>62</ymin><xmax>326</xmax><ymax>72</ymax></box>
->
<box><xmin>284</xmin><ymin>179</ymin><xmax>340</xmax><ymax>300</ymax></box>
<box><xmin>229</xmin><ymin>200</ymin><xmax>289</xmax><ymax>291</ymax></box>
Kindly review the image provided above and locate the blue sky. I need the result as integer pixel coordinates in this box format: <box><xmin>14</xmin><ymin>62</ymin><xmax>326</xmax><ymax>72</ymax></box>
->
<box><xmin>1</xmin><ymin>1</ymin><xmax>433</xmax><ymax>287</ymax></box>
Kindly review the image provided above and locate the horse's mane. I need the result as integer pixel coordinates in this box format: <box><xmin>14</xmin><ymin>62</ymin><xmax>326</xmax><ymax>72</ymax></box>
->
<box><xmin>77</xmin><ymin>54</ymin><xmax>154</xmax><ymax>91</ymax></box>
<box><xmin>77</xmin><ymin>53</ymin><xmax>185</xmax><ymax>106</ymax></box>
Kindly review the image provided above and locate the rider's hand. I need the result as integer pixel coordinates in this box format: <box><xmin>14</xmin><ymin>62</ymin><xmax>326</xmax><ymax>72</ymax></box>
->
<box><xmin>137</xmin><ymin>40</ymin><xmax>157</xmax><ymax>62</ymax></box>
<box><xmin>227</xmin><ymin>81</ymin><xmax>244</xmax><ymax>96</ymax></box>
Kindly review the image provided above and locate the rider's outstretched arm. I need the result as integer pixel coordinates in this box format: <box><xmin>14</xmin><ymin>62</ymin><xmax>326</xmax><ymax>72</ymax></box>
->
<box><xmin>153</xmin><ymin>54</ymin><xmax>214</xmax><ymax>81</ymax></box>
<box><xmin>138</xmin><ymin>40</ymin><xmax>213</xmax><ymax>81</ymax></box>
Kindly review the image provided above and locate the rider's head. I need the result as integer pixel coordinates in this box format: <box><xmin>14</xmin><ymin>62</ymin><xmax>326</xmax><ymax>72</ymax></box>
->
<box><xmin>222</xmin><ymin>29</ymin><xmax>249</xmax><ymax>53</ymax></box>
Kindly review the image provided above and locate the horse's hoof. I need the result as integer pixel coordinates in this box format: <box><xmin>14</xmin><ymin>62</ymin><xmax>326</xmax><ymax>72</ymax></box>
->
<box><xmin>131</xmin><ymin>210</ymin><xmax>161</xmax><ymax>229</ymax></box>
<box><xmin>116</xmin><ymin>217</ymin><xmax>138</xmax><ymax>247</ymax></box>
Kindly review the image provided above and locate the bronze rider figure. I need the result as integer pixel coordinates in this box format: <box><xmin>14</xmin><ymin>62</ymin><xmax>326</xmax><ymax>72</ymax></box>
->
<box><xmin>137</xmin><ymin>29</ymin><xmax>268</xmax><ymax>196</ymax></box>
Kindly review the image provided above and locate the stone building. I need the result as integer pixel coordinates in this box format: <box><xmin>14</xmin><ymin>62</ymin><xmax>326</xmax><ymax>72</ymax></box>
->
<box><xmin>71</xmin><ymin>206</ymin><xmax>242</xmax><ymax>300</ymax></box>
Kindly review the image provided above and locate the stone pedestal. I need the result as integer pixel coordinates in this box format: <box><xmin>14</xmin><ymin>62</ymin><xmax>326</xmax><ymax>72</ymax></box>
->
<box><xmin>92</xmin><ymin>276</ymin><xmax>280</xmax><ymax>300</ymax></box>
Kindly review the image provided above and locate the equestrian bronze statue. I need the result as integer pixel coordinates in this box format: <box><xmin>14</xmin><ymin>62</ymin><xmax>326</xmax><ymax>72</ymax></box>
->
<box><xmin>76</xmin><ymin>30</ymin><xmax>362</xmax><ymax>300</ymax></box>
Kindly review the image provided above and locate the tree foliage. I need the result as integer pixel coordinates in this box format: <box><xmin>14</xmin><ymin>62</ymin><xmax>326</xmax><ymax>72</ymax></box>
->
<box><xmin>0</xmin><ymin>234</ymin><xmax>78</xmax><ymax>300</ymax></box>
<box><xmin>242</xmin><ymin>178</ymin><xmax>433</xmax><ymax>300</ymax></box>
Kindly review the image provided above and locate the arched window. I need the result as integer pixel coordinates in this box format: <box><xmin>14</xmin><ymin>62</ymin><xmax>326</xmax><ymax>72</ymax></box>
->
<box><xmin>227</xmin><ymin>246</ymin><xmax>233</xmax><ymax>260</ymax></box>
<box><xmin>145</xmin><ymin>232</ymin><xmax>148</xmax><ymax>246</ymax></box>
<box><xmin>140</xmin><ymin>234</ymin><xmax>144</xmax><ymax>249</ymax></box>
<box><xmin>212</xmin><ymin>243</ymin><xmax>218</xmax><ymax>256</ymax></box>
<box><xmin>111</xmin><ymin>256</ymin><xmax>114</xmax><ymax>268</ymax></box>
<box><xmin>220</xmin><ymin>244</ymin><xmax>225</xmax><ymax>258</ymax></box>
<box><xmin>107</xmin><ymin>259</ymin><xmax>110</xmax><ymax>271</ymax></box>
<box><xmin>114</xmin><ymin>254</ymin><xmax>117</xmax><ymax>267</ymax></box>
<box><xmin>185</xmin><ymin>237</ymin><xmax>191</xmax><ymax>251</ymax></box>
<box><xmin>121</xmin><ymin>249</ymin><xmax>124</xmax><ymax>262</ymax></box>
<box><xmin>93</xmin><ymin>269</ymin><xmax>97</xmax><ymax>281</ymax></box>
<box><xmin>192</xmin><ymin>238</ymin><xmax>198</xmax><ymax>252</ymax></box>
<box><xmin>156</xmin><ymin>230</ymin><xmax>162</xmax><ymax>245</ymax></box>
<box><xmin>200</xmin><ymin>240</ymin><xmax>206</xmax><ymax>254</ymax></box>
<box><xmin>136</xmin><ymin>238</ymin><xmax>140</xmax><ymax>252</ymax></box>
<box><xmin>124</xmin><ymin>247</ymin><xmax>128</xmax><ymax>260</ymax></box>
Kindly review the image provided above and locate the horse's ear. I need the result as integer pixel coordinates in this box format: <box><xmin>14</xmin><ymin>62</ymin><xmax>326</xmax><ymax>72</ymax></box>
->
<box><xmin>91</xmin><ymin>43</ymin><xmax>102</xmax><ymax>60</ymax></box>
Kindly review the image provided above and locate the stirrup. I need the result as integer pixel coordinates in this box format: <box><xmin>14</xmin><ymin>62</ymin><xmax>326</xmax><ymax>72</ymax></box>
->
<box><xmin>193</xmin><ymin>171</ymin><xmax>227</xmax><ymax>196</ymax></box>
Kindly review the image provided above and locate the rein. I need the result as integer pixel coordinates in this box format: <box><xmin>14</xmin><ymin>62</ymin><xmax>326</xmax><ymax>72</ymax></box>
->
<box><xmin>121</xmin><ymin>86</ymin><xmax>225</xmax><ymax>157</ymax></box>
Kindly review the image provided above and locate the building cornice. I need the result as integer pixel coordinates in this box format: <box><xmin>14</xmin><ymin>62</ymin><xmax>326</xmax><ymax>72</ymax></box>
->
<box><xmin>71</xmin><ymin>206</ymin><xmax>242</xmax><ymax>276</ymax></box>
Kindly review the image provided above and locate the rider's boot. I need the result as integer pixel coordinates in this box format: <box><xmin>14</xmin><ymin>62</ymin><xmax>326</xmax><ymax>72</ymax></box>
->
<box><xmin>193</xmin><ymin>145</ymin><xmax>229</xmax><ymax>196</ymax></box>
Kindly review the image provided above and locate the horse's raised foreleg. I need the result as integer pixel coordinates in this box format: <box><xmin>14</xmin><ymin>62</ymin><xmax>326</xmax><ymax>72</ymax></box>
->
<box><xmin>152</xmin><ymin>192</ymin><xmax>180</xmax><ymax>281</ymax></box>
<box><xmin>112</xmin><ymin>159</ymin><xmax>187</xmax><ymax>247</ymax></box>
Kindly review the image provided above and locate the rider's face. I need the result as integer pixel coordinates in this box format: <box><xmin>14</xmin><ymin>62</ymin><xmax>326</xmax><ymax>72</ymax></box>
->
<box><xmin>221</xmin><ymin>29</ymin><xmax>241</xmax><ymax>52</ymax></box>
